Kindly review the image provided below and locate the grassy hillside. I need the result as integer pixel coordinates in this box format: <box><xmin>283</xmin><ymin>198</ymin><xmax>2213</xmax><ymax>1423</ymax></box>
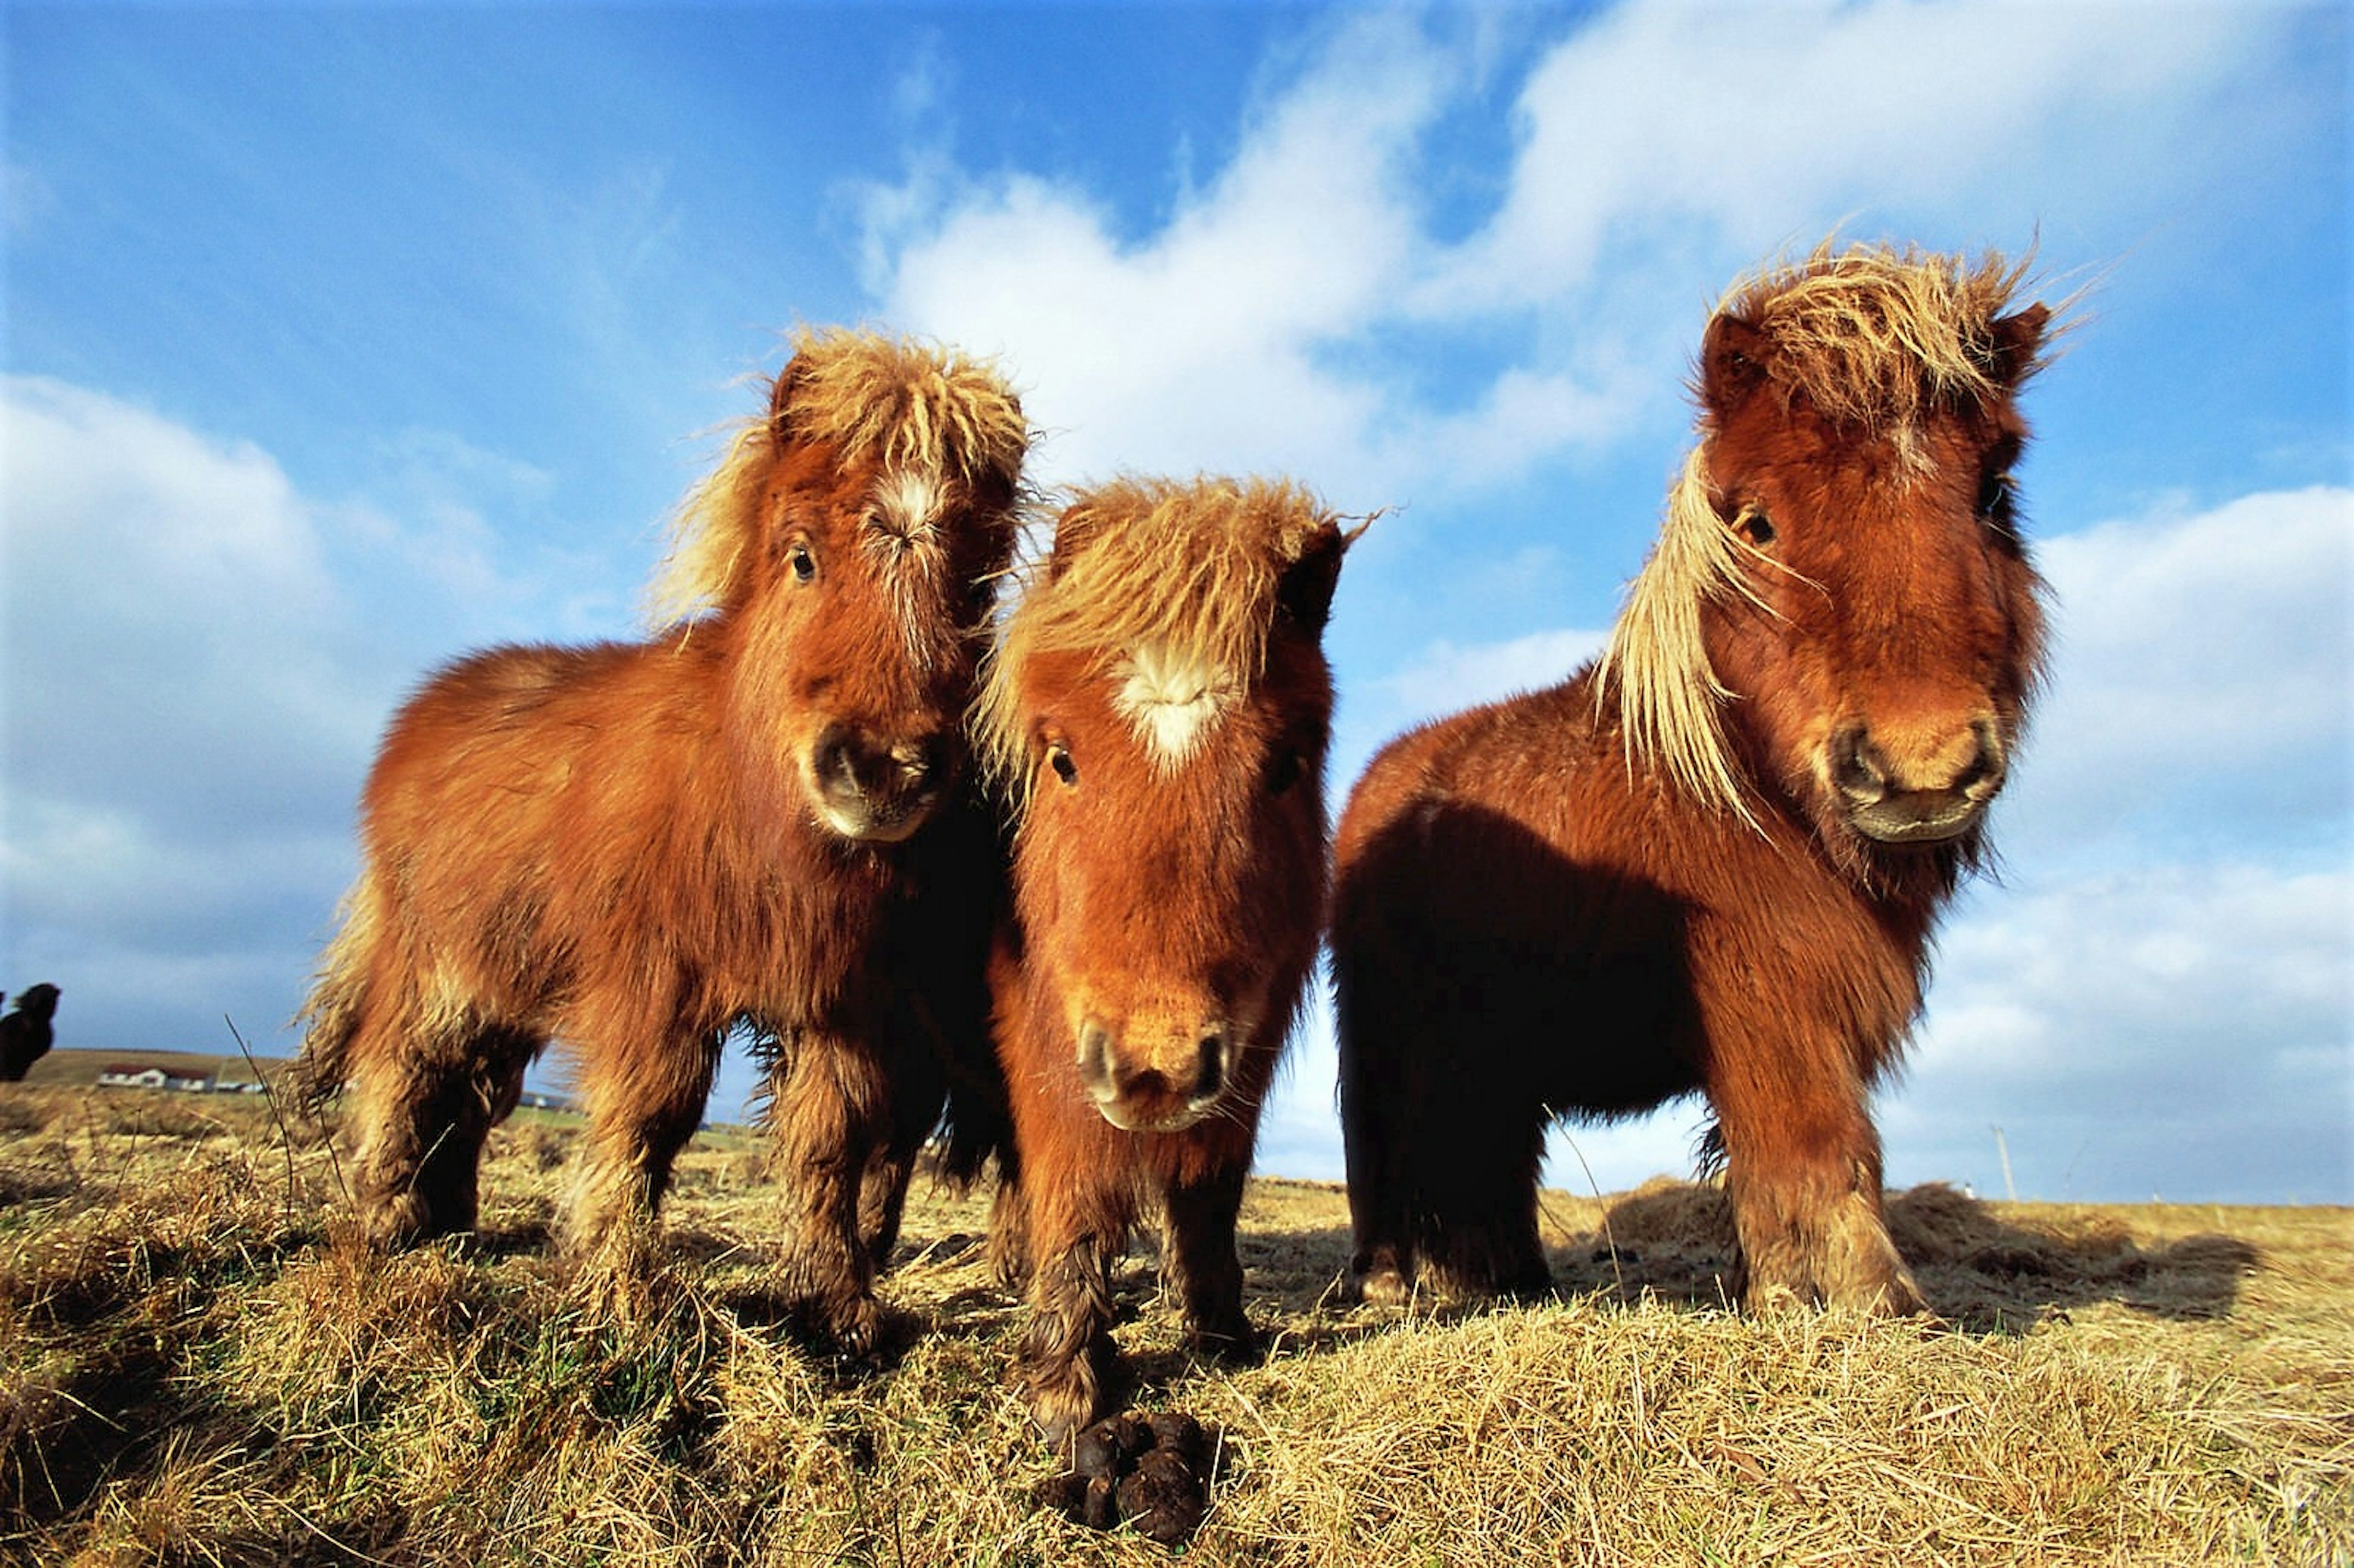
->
<box><xmin>15</xmin><ymin>1046</ymin><xmax>284</xmax><ymax>1090</ymax></box>
<box><xmin>1</xmin><ymin>1083</ymin><xmax>2345</xmax><ymax>1565</ymax></box>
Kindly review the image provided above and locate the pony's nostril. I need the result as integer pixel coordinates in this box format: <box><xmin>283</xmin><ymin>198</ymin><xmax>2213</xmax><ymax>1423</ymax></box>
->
<box><xmin>1192</xmin><ymin>1031</ymin><xmax>1227</xmax><ymax>1103</ymax></box>
<box><xmin>1076</xmin><ymin>1022</ymin><xmax>1116</xmax><ymax>1098</ymax></box>
<box><xmin>890</xmin><ymin>733</ymin><xmax>950</xmax><ymax>785</ymax></box>
<box><xmin>1955</xmin><ymin>720</ymin><xmax>2007</xmax><ymax>797</ymax></box>
<box><xmin>814</xmin><ymin>725</ymin><xmax>856</xmax><ymax>789</ymax></box>
<box><xmin>1830</xmin><ymin>726</ymin><xmax>1886</xmax><ymax>804</ymax></box>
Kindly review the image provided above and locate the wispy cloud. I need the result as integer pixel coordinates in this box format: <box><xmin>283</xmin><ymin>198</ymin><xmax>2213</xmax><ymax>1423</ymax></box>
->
<box><xmin>0</xmin><ymin>376</ymin><xmax>594</xmax><ymax>1051</ymax></box>
<box><xmin>1423</xmin><ymin>1</ymin><xmax>2283</xmax><ymax>313</ymax></box>
<box><xmin>860</xmin><ymin>15</ymin><xmax>1449</xmax><ymax>495</ymax></box>
<box><xmin>1896</xmin><ymin>860</ymin><xmax>2350</xmax><ymax>1203</ymax></box>
<box><xmin>2012</xmin><ymin>486</ymin><xmax>2353</xmax><ymax>865</ymax></box>
<box><xmin>857</xmin><ymin>3</ymin><xmax>2307</xmax><ymax>519</ymax></box>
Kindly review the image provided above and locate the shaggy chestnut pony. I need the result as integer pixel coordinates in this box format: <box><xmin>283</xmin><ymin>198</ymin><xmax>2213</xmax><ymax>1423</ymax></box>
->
<box><xmin>975</xmin><ymin>477</ymin><xmax>1354</xmax><ymax>1441</ymax></box>
<box><xmin>299</xmin><ymin>329</ymin><xmax>1029</xmax><ymax>1349</ymax></box>
<box><xmin>1335</xmin><ymin>243</ymin><xmax>2054</xmax><ymax>1316</ymax></box>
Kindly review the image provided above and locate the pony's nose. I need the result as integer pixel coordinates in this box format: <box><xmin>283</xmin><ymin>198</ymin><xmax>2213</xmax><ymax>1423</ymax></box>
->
<box><xmin>812</xmin><ymin>725</ymin><xmax>952</xmax><ymax>841</ymax></box>
<box><xmin>1074</xmin><ymin>1017</ymin><xmax>1231</xmax><ymax>1133</ymax></box>
<box><xmin>1829</xmin><ymin>718</ymin><xmax>2005</xmax><ymax>842</ymax></box>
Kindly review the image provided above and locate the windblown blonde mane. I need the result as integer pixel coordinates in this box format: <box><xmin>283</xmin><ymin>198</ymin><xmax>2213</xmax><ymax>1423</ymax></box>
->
<box><xmin>1598</xmin><ymin>242</ymin><xmax>2043</xmax><ymax>824</ymax></box>
<box><xmin>648</xmin><ymin>327</ymin><xmax>1030</xmax><ymax>626</ymax></box>
<box><xmin>977</xmin><ymin>476</ymin><xmax>1342</xmax><ymax>797</ymax></box>
<box><xmin>1718</xmin><ymin>240</ymin><xmax>2039</xmax><ymax>435</ymax></box>
<box><xmin>1593</xmin><ymin>448</ymin><xmax>1780</xmax><ymax>826</ymax></box>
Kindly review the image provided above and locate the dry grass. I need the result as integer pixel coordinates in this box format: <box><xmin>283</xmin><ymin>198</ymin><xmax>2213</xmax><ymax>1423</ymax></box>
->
<box><xmin>1</xmin><ymin>1081</ymin><xmax>2346</xmax><ymax>1566</ymax></box>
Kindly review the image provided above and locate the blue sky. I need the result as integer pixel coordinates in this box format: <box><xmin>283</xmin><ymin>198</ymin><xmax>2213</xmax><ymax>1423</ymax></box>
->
<box><xmin>5</xmin><ymin>2</ymin><xmax>2347</xmax><ymax>1205</ymax></box>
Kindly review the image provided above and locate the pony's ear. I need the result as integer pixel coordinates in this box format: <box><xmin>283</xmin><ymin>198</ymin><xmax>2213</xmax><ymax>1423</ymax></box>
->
<box><xmin>1276</xmin><ymin>527</ymin><xmax>1349</xmax><ymax>636</ymax></box>
<box><xmin>1699</xmin><ymin>314</ymin><xmax>1771</xmax><ymax>414</ymax></box>
<box><xmin>1041</xmin><ymin>500</ymin><xmax>1099</xmax><ymax>585</ymax></box>
<box><xmin>1986</xmin><ymin>303</ymin><xmax>2051</xmax><ymax>390</ymax></box>
<box><xmin>766</xmin><ymin>354</ymin><xmax>812</xmax><ymax>428</ymax></box>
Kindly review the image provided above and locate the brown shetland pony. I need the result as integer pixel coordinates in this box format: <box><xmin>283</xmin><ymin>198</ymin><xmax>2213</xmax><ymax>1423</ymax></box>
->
<box><xmin>298</xmin><ymin>329</ymin><xmax>1029</xmax><ymax>1350</ymax></box>
<box><xmin>1335</xmin><ymin>243</ymin><xmax>2053</xmax><ymax>1316</ymax></box>
<box><xmin>972</xmin><ymin>477</ymin><xmax>1355</xmax><ymax>1441</ymax></box>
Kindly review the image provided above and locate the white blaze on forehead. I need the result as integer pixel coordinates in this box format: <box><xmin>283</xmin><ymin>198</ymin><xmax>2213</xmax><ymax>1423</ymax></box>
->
<box><xmin>872</xmin><ymin>466</ymin><xmax>942</xmax><ymax>542</ymax></box>
<box><xmin>1114</xmin><ymin>641</ymin><xmax>1235</xmax><ymax>770</ymax></box>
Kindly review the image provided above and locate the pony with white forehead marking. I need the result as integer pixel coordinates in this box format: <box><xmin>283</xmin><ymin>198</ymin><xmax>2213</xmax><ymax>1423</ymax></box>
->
<box><xmin>973</xmin><ymin>476</ymin><xmax>1356</xmax><ymax>1441</ymax></box>
<box><xmin>1335</xmin><ymin>242</ymin><xmax>2055</xmax><ymax>1317</ymax></box>
<box><xmin>299</xmin><ymin>329</ymin><xmax>1029</xmax><ymax>1349</ymax></box>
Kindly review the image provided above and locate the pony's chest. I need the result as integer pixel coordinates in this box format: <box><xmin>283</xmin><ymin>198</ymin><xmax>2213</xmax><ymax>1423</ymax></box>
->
<box><xmin>707</xmin><ymin>853</ymin><xmax>906</xmax><ymax>1017</ymax></box>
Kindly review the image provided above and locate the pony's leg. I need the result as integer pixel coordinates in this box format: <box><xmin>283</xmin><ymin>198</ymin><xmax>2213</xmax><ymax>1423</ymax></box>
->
<box><xmin>855</xmin><ymin>1033</ymin><xmax>946</xmax><ymax>1271</ymax></box>
<box><xmin>983</xmin><ymin>1159</ymin><xmax>1030</xmax><ymax>1292</ymax></box>
<box><xmin>346</xmin><ymin>1013</ymin><xmax>532</xmax><ymax>1249</ymax></box>
<box><xmin>1341</xmin><ymin>953</ymin><xmax>1549</xmax><ymax>1304</ymax></box>
<box><xmin>1710</xmin><ymin>1046</ymin><xmax>1927</xmax><ymax>1315</ymax></box>
<box><xmin>1336</xmin><ymin>984</ymin><xmax>1417</xmax><ymax>1306</ymax></box>
<box><xmin>561</xmin><ymin>1027</ymin><xmax>720</xmax><ymax>1273</ymax></box>
<box><xmin>1018</xmin><ymin>1162</ymin><xmax>1126</xmax><ymax>1446</ymax></box>
<box><xmin>1411</xmin><ymin>1082</ymin><xmax>1552</xmax><ymax>1304</ymax></box>
<box><xmin>766</xmin><ymin>1026</ymin><xmax>891</xmax><ymax>1353</ymax></box>
<box><xmin>1159</xmin><ymin>1160</ymin><xmax>1258</xmax><ymax>1361</ymax></box>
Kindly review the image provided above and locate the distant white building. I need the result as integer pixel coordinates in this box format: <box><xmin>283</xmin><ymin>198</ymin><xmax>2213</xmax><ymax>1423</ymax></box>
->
<box><xmin>94</xmin><ymin>1065</ymin><xmax>215</xmax><ymax>1092</ymax></box>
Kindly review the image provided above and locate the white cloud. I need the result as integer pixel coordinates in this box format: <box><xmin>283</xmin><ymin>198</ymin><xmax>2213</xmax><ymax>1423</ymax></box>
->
<box><xmin>866</xmin><ymin>15</ymin><xmax>1450</xmax><ymax>494</ymax></box>
<box><xmin>1892</xmin><ymin>861</ymin><xmax>2352</xmax><ymax>1203</ymax></box>
<box><xmin>1995</xmin><ymin>487</ymin><xmax>2353</xmax><ymax>869</ymax></box>
<box><xmin>0</xmin><ymin>378</ymin><xmax>579</xmax><ymax>1052</ymax></box>
<box><xmin>1426</xmin><ymin>0</ymin><xmax>2277</xmax><ymax>313</ymax></box>
<box><xmin>0</xmin><ymin>376</ymin><xmax>379</xmax><ymax>829</ymax></box>
<box><xmin>856</xmin><ymin>2</ymin><xmax>2301</xmax><ymax>534</ymax></box>
<box><xmin>1379</xmin><ymin>625</ymin><xmax>1604</xmax><ymax>728</ymax></box>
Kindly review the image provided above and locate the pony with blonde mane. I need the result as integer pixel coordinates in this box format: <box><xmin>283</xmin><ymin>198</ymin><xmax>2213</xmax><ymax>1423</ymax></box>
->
<box><xmin>1335</xmin><ymin>242</ymin><xmax>2054</xmax><ymax>1315</ymax></box>
<box><xmin>972</xmin><ymin>476</ymin><xmax>1355</xmax><ymax>1441</ymax></box>
<box><xmin>300</xmin><ymin>329</ymin><xmax>1029</xmax><ymax>1349</ymax></box>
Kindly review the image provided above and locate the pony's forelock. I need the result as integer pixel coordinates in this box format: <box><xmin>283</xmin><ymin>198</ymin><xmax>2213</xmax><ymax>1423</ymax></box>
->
<box><xmin>1716</xmin><ymin>241</ymin><xmax>2041</xmax><ymax>434</ymax></box>
<box><xmin>977</xmin><ymin>476</ymin><xmax>1342</xmax><ymax>804</ymax></box>
<box><xmin>647</xmin><ymin>328</ymin><xmax>1030</xmax><ymax>628</ymax></box>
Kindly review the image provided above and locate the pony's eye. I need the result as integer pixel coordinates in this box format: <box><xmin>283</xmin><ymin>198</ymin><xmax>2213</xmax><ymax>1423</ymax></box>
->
<box><xmin>788</xmin><ymin>543</ymin><xmax>817</xmax><ymax>583</ymax></box>
<box><xmin>1733</xmin><ymin>507</ymin><xmax>1776</xmax><ymax>547</ymax></box>
<box><xmin>1977</xmin><ymin>470</ymin><xmax>2014</xmax><ymax>521</ymax></box>
<box><xmin>1266</xmin><ymin>748</ymin><xmax>1303</xmax><ymax>796</ymax></box>
<box><xmin>1046</xmin><ymin>744</ymin><xmax>1078</xmax><ymax>788</ymax></box>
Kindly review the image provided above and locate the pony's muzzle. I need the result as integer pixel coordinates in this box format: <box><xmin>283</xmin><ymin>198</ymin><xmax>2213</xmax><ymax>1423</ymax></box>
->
<box><xmin>810</xmin><ymin>723</ymin><xmax>953</xmax><ymax>843</ymax></box>
<box><xmin>1075</xmin><ymin>1016</ymin><xmax>1232</xmax><ymax>1133</ymax></box>
<box><xmin>1829</xmin><ymin>717</ymin><xmax>2006</xmax><ymax>843</ymax></box>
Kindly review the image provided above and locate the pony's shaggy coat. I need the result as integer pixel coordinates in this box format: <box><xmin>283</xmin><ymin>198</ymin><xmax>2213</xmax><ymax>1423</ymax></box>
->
<box><xmin>1335</xmin><ymin>242</ymin><xmax>2053</xmax><ymax>1315</ymax></box>
<box><xmin>299</xmin><ymin>329</ymin><xmax>1027</xmax><ymax>1349</ymax></box>
<box><xmin>978</xmin><ymin>477</ymin><xmax>1353</xmax><ymax>1441</ymax></box>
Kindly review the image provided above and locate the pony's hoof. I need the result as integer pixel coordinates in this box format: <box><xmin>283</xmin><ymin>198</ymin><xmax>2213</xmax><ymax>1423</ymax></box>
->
<box><xmin>1026</xmin><ymin>1372</ymin><xmax>1103</xmax><ymax>1451</ymax></box>
<box><xmin>1190</xmin><ymin>1322</ymin><xmax>1261</xmax><ymax>1367</ymax></box>
<box><xmin>824</xmin><ymin>1293</ymin><xmax>882</xmax><ymax>1359</ymax></box>
<box><xmin>1353</xmin><ymin>1263</ymin><xmax>1412</xmax><ymax>1307</ymax></box>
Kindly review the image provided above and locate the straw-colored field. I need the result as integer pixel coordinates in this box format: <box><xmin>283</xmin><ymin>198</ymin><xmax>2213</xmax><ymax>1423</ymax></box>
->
<box><xmin>2</xmin><ymin>1084</ymin><xmax>2346</xmax><ymax>1565</ymax></box>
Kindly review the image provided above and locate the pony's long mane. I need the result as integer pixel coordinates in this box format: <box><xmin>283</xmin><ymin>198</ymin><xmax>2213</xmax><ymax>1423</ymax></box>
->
<box><xmin>1597</xmin><ymin>241</ymin><xmax>2044</xmax><ymax>824</ymax></box>
<box><xmin>649</xmin><ymin>327</ymin><xmax>1031</xmax><ymax>626</ymax></box>
<box><xmin>976</xmin><ymin>476</ymin><xmax>1338</xmax><ymax>800</ymax></box>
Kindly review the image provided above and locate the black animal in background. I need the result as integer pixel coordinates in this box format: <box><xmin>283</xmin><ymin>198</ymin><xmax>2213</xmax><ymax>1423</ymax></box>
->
<box><xmin>0</xmin><ymin>984</ymin><xmax>61</xmax><ymax>1081</ymax></box>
